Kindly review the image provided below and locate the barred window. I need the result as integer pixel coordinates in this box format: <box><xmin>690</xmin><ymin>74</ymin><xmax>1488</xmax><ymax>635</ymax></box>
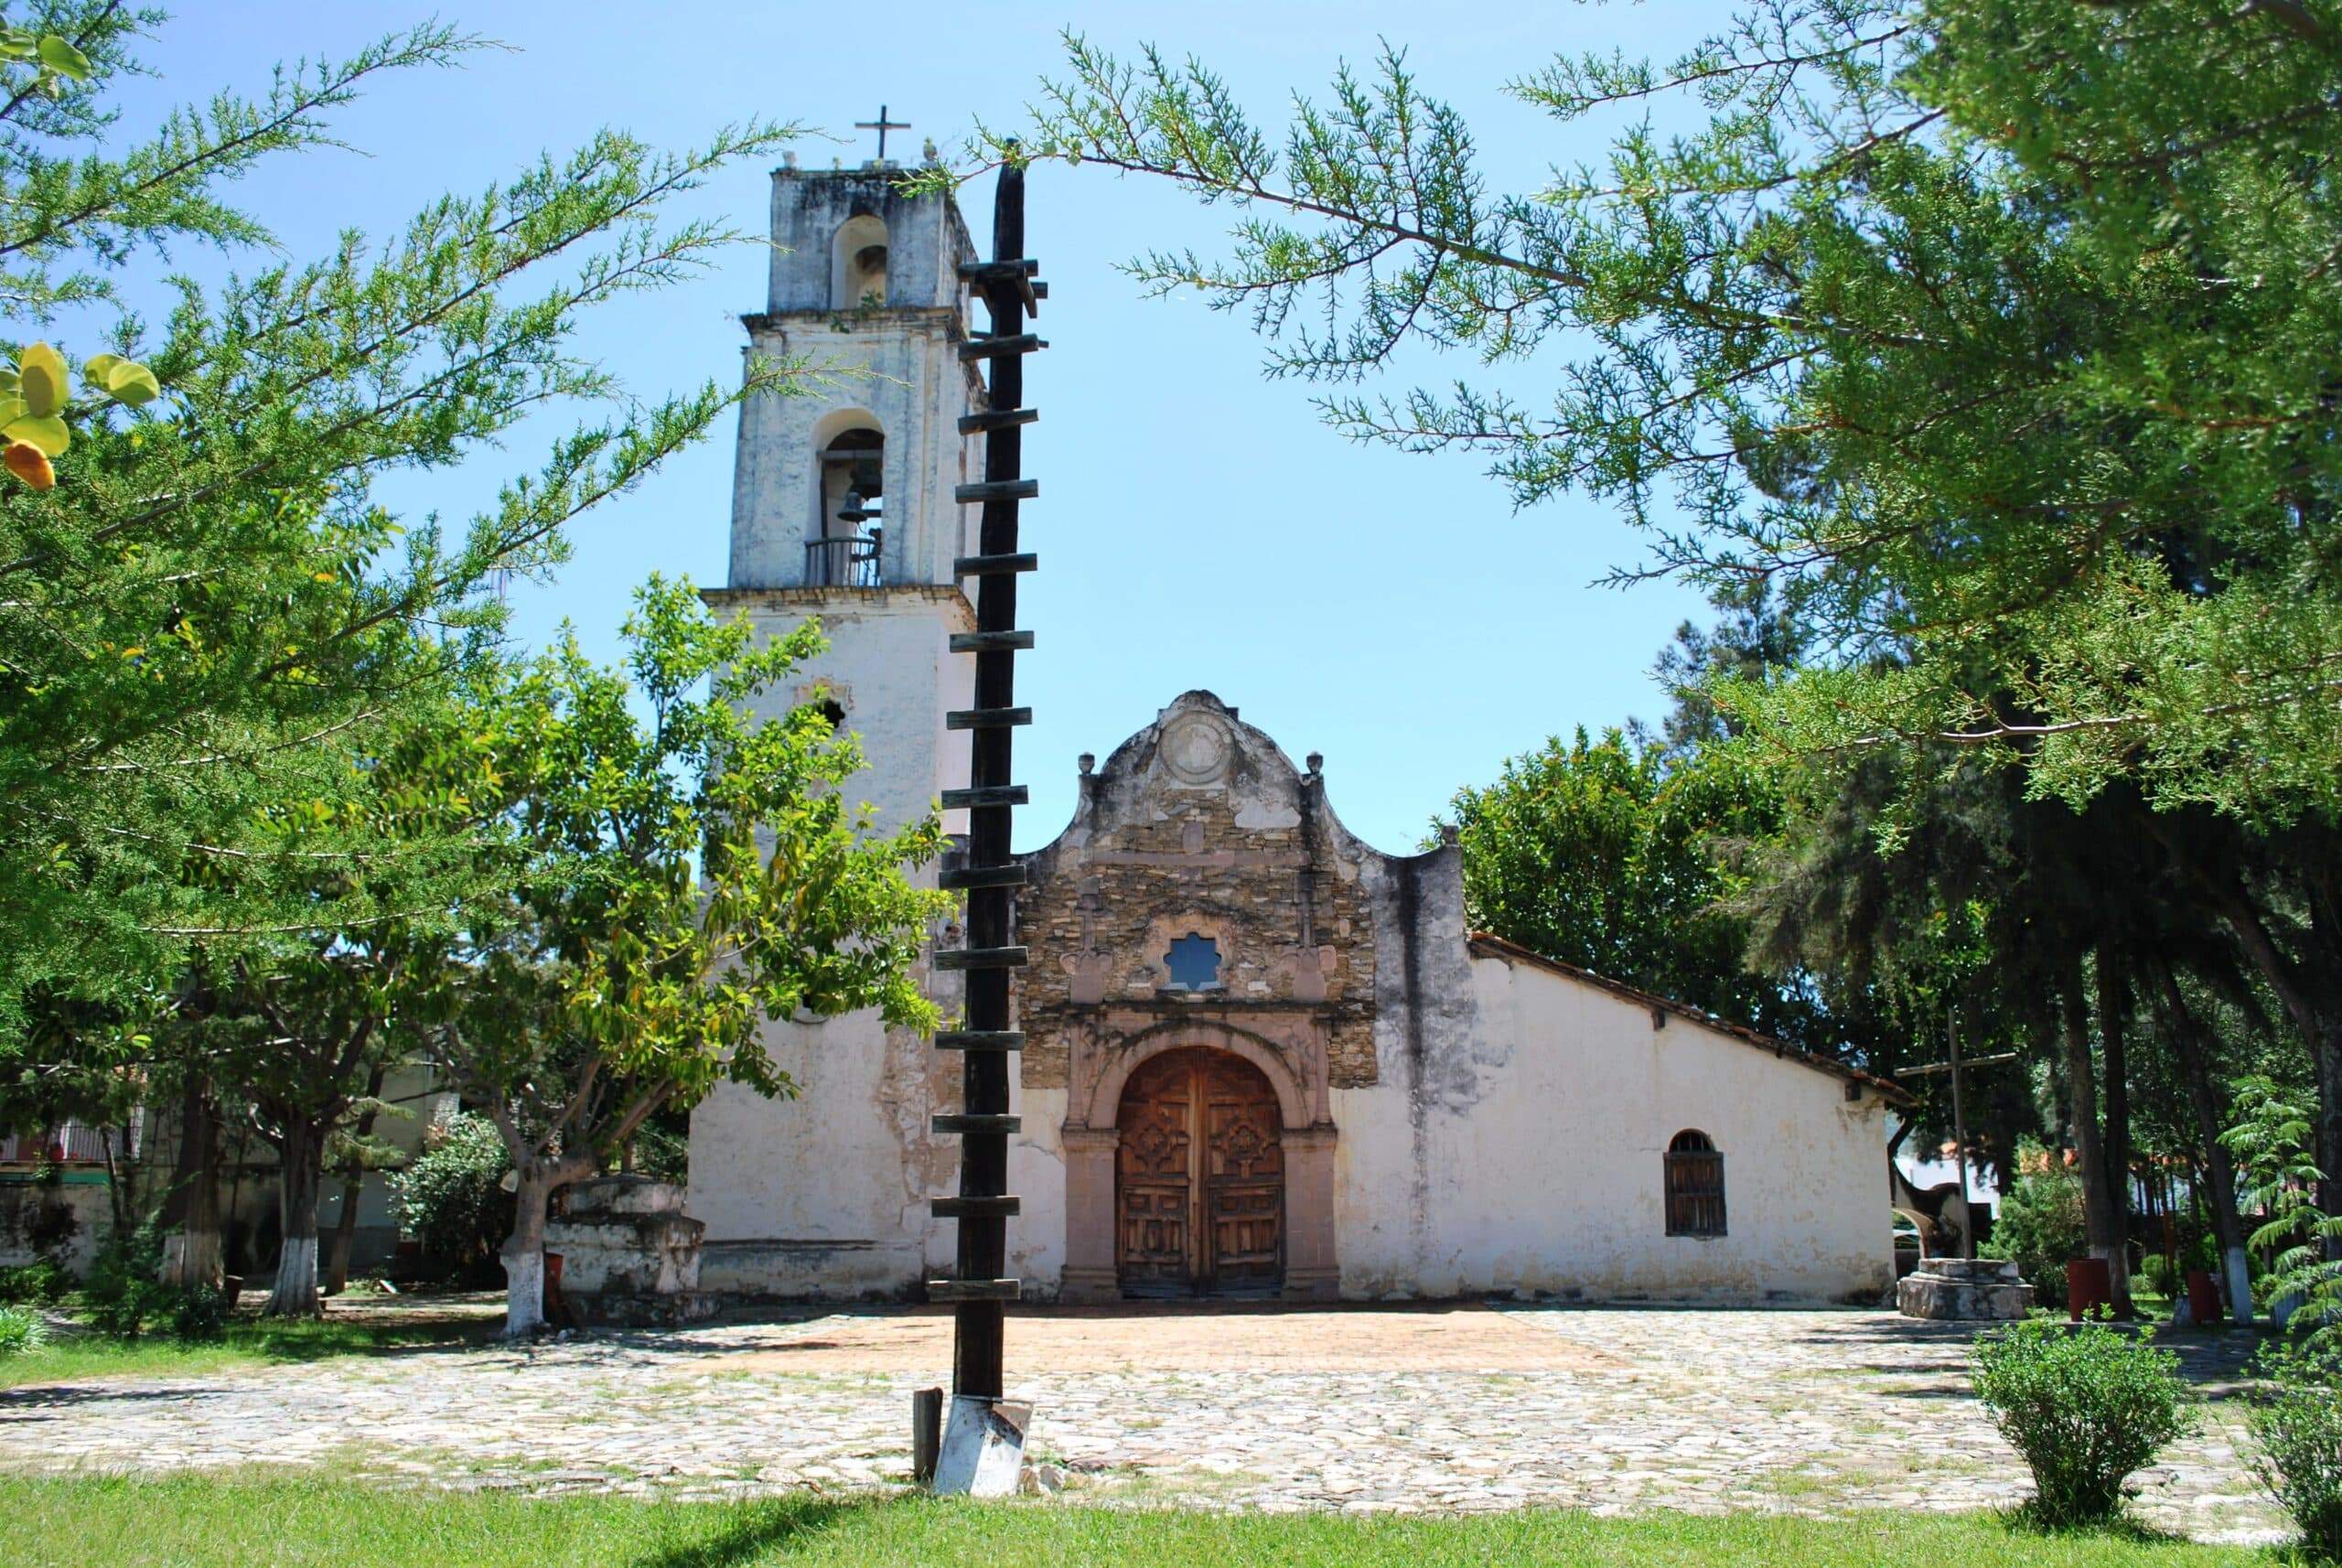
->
<box><xmin>1665</xmin><ymin>1129</ymin><xmax>1726</xmax><ymax>1238</ymax></box>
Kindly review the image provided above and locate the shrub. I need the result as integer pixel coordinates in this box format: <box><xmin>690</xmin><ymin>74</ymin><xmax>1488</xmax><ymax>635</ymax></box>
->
<box><xmin>1981</xmin><ymin>1148</ymin><xmax>2089</xmax><ymax>1304</ymax></box>
<box><xmin>168</xmin><ymin>1283</ymin><xmax>230</xmax><ymax>1342</ymax></box>
<box><xmin>2138</xmin><ymin>1253</ymin><xmax>2175</xmax><ymax>1299</ymax></box>
<box><xmin>0</xmin><ymin>1259</ymin><xmax>69</xmax><ymax>1305</ymax></box>
<box><xmin>1971</xmin><ymin>1315</ymin><xmax>2195</xmax><ymax>1524</ymax></box>
<box><xmin>392</xmin><ymin>1112</ymin><xmax>513</xmax><ymax>1282</ymax></box>
<box><xmin>82</xmin><ymin>1226</ymin><xmax>177</xmax><ymax>1339</ymax></box>
<box><xmin>0</xmin><ymin>1304</ymin><xmax>44</xmax><ymax>1358</ymax></box>
<box><xmin>2251</xmin><ymin>1343</ymin><xmax>2342</xmax><ymax>1561</ymax></box>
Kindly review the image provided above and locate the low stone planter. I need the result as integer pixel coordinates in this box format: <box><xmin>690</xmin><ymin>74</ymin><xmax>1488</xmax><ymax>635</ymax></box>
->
<box><xmin>1896</xmin><ymin>1255</ymin><xmax>2033</xmax><ymax>1321</ymax></box>
<box><xmin>545</xmin><ymin>1175</ymin><xmax>717</xmax><ymax>1327</ymax></box>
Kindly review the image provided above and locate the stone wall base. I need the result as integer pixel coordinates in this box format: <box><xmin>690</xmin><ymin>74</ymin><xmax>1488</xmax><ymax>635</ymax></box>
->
<box><xmin>1896</xmin><ymin>1257</ymin><xmax>2033</xmax><ymax>1321</ymax></box>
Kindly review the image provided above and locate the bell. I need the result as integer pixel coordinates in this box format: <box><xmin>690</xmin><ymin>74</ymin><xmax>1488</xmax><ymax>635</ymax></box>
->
<box><xmin>838</xmin><ymin>489</ymin><xmax>878</xmax><ymax>527</ymax></box>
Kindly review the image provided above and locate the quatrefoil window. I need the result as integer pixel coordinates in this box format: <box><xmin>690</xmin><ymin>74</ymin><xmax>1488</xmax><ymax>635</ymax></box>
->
<box><xmin>1164</xmin><ymin>932</ymin><xmax>1223</xmax><ymax>991</ymax></box>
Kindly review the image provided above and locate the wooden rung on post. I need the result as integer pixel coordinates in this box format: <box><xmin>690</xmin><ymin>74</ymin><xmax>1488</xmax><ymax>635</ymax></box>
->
<box><xmin>948</xmin><ymin>630</ymin><xmax>1035</xmax><ymax>654</ymax></box>
<box><xmin>953</xmin><ymin>479</ymin><xmax>1039</xmax><ymax>503</ymax></box>
<box><xmin>958</xmin><ymin>258</ymin><xmax>1041</xmax><ymax>280</ymax></box>
<box><xmin>926</xmin><ymin>1279</ymin><xmax>1022</xmax><ymax>1303</ymax></box>
<box><xmin>957</xmin><ymin>259</ymin><xmax>1042</xmax><ymax>313</ymax></box>
<box><xmin>957</xmin><ymin>333</ymin><xmax>1046</xmax><ymax>360</ymax></box>
<box><xmin>957</xmin><ymin>408</ymin><xmax>1038</xmax><ymax>435</ymax></box>
<box><xmin>930</xmin><ymin>1195</ymin><xmax>1021</xmax><ymax>1219</ymax></box>
<box><xmin>938</xmin><ymin>863</ymin><xmax>1027</xmax><ymax>891</ymax></box>
<box><xmin>934</xmin><ymin>1030</ymin><xmax>1025</xmax><ymax>1052</ymax></box>
<box><xmin>954</xmin><ymin>553</ymin><xmax>1037</xmax><ymax>576</ymax></box>
<box><xmin>932</xmin><ymin>945</ymin><xmax>1029</xmax><ymax>971</ymax></box>
<box><xmin>940</xmin><ymin>785</ymin><xmax>1027</xmax><ymax>809</ymax></box>
<box><xmin>945</xmin><ymin>706</ymin><xmax>1032</xmax><ymax>730</ymax></box>
<box><xmin>932</xmin><ymin>1113</ymin><xmax>1022</xmax><ymax>1135</ymax></box>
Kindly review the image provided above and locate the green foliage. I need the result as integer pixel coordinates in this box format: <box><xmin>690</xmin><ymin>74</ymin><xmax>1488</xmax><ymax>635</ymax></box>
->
<box><xmin>961</xmin><ymin>11</ymin><xmax>2342</xmax><ymax>821</ymax></box>
<box><xmin>167</xmin><ymin>1283</ymin><xmax>227</xmax><ymax>1343</ymax></box>
<box><xmin>2248</xmin><ymin>1342</ymin><xmax>2342</xmax><ymax>1561</ymax></box>
<box><xmin>390</xmin><ymin>1113</ymin><xmax>512</xmax><ymax>1283</ymax></box>
<box><xmin>2221</xmin><ymin>1076</ymin><xmax>2342</xmax><ymax>1337</ymax></box>
<box><xmin>1981</xmin><ymin>1150</ymin><xmax>2089</xmax><ymax>1305</ymax></box>
<box><xmin>0</xmin><ymin>1260</ymin><xmax>68</xmax><ymax>1305</ymax></box>
<box><xmin>0</xmin><ymin>5</ymin><xmax>805</xmax><ymax>1039</ymax></box>
<box><xmin>421</xmin><ymin>578</ymin><xmax>953</xmax><ymax>1211</ymax></box>
<box><xmin>0</xmin><ymin>1304</ymin><xmax>42</xmax><ymax>1359</ymax></box>
<box><xmin>1446</xmin><ymin>727</ymin><xmax>1832</xmax><ymax>1043</ymax></box>
<box><xmin>81</xmin><ymin>1224</ymin><xmax>220</xmax><ymax>1342</ymax></box>
<box><xmin>1971</xmin><ymin>1316</ymin><xmax>2195</xmax><ymax>1525</ymax></box>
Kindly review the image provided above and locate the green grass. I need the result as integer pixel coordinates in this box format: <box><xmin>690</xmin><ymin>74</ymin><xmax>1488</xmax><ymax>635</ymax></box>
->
<box><xmin>0</xmin><ymin>1310</ymin><xmax>496</xmax><ymax>1389</ymax></box>
<box><xmin>0</xmin><ymin>1473</ymin><xmax>2288</xmax><ymax>1567</ymax></box>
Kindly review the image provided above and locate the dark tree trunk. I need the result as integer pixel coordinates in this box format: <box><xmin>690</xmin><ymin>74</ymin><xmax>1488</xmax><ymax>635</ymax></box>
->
<box><xmin>2096</xmin><ymin>958</ymin><xmax>2135</xmax><ymax>1314</ymax></box>
<box><xmin>266</xmin><ymin>1114</ymin><xmax>325</xmax><ymax>1318</ymax></box>
<box><xmin>2197</xmin><ymin>868</ymin><xmax>2342</xmax><ymax>1229</ymax></box>
<box><xmin>162</xmin><ymin>1078</ymin><xmax>221</xmax><ymax>1291</ymax></box>
<box><xmin>323</xmin><ymin>1069</ymin><xmax>385</xmax><ymax>1296</ymax></box>
<box><xmin>2150</xmin><ymin>957</ymin><xmax>2253</xmax><ymax>1321</ymax></box>
<box><xmin>2061</xmin><ymin>976</ymin><xmax>2131</xmax><ymax>1304</ymax></box>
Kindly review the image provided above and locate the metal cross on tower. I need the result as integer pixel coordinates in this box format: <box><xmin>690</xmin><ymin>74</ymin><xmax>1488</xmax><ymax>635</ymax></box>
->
<box><xmin>855</xmin><ymin>104</ymin><xmax>910</xmax><ymax>163</ymax></box>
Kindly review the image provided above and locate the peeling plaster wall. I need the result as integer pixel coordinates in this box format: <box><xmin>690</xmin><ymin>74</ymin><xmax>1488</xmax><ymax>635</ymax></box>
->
<box><xmin>1334</xmin><ymin>950</ymin><xmax>1894</xmax><ymax>1304</ymax></box>
<box><xmin>684</xmin><ymin>596</ymin><xmax>978</xmax><ymax>1300</ymax></box>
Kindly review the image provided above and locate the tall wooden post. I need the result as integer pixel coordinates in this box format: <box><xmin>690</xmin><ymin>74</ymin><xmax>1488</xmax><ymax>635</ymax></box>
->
<box><xmin>928</xmin><ymin>162</ymin><xmax>1044</xmax><ymax>1402</ymax></box>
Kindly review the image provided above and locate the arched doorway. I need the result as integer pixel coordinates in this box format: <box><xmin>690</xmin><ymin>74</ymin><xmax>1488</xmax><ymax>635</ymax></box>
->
<box><xmin>1115</xmin><ymin>1047</ymin><xmax>1284</xmax><ymax>1298</ymax></box>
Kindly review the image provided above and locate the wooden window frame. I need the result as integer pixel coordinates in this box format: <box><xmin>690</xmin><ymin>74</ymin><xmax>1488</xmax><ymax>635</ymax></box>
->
<box><xmin>1664</xmin><ymin>1131</ymin><xmax>1727</xmax><ymax>1239</ymax></box>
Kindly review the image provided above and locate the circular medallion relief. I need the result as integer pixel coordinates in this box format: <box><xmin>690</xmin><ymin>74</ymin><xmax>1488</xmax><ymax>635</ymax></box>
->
<box><xmin>1158</xmin><ymin>711</ymin><xmax>1234</xmax><ymax>786</ymax></box>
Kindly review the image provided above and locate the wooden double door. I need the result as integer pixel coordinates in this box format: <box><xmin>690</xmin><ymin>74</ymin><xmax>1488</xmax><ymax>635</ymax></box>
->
<box><xmin>1116</xmin><ymin>1047</ymin><xmax>1285</xmax><ymax>1297</ymax></box>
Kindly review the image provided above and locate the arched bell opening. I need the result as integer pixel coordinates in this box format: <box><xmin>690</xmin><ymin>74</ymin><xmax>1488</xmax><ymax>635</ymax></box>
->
<box><xmin>1114</xmin><ymin>1046</ymin><xmax>1285</xmax><ymax>1299</ymax></box>
<box><xmin>831</xmin><ymin>213</ymin><xmax>888</xmax><ymax>308</ymax></box>
<box><xmin>809</xmin><ymin>420</ymin><xmax>884</xmax><ymax>586</ymax></box>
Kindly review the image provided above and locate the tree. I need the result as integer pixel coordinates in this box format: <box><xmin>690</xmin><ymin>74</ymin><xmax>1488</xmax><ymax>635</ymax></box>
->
<box><xmin>424</xmin><ymin>579</ymin><xmax>952</xmax><ymax>1336</ymax></box>
<box><xmin>951</xmin><ymin>8</ymin><xmax>2342</xmax><ymax>819</ymax></box>
<box><xmin>1446</xmin><ymin>725</ymin><xmax>1848</xmax><ymax>1050</ymax></box>
<box><xmin>0</xmin><ymin>6</ymin><xmax>803</xmax><ymax>1037</ymax></box>
<box><xmin>204</xmin><ymin>948</ymin><xmax>410</xmax><ymax>1317</ymax></box>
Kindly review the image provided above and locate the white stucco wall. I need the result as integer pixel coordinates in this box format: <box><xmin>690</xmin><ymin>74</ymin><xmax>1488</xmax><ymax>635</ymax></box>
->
<box><xmin>1332</xmin><ymin>950</ymin><xmax>1894</xmax><ymax>1304</ymax></box>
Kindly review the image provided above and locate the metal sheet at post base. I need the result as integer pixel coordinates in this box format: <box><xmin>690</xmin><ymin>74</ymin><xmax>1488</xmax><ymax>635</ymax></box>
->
<box><xmin>931</xmin><ymin>1396</ymin><xmax>1031</xmax><ymax>1498</ymax></box>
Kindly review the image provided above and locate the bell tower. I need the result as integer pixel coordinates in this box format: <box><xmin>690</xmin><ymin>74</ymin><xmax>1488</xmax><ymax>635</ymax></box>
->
<box><xmin>689</xmin><ymin>149</ymin><xmax>994</xmax><ymax>1301</ymax></box>
<box><xmin>710</xmin><ymin>153</ymin><xmax>987</xmax><ymax>830</ymax></box>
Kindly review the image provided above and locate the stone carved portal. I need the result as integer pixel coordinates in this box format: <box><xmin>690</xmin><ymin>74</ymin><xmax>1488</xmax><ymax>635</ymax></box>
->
<box><xmin>1115</xmin><ymin>1047</ymin><xmax>1284</xmax><ymax>1297</ymax></box>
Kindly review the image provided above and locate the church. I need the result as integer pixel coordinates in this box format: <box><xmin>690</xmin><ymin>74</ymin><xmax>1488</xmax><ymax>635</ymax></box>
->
<box><xmin>684</xmin><ymin>160</ymin><xmax>1904</xmax><ymax>1306</ymax></box>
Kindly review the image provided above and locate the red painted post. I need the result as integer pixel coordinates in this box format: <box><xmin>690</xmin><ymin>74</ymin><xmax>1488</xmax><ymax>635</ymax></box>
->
<box><xmin>2067</xmin><ymin>1256</ymin><xmax>2112</xmax><ymax>1320</ymax></box>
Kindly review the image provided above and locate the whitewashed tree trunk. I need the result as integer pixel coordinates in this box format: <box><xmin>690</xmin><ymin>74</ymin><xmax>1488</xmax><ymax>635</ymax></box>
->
<box><xmin>265</xmin><ymin>1118</ymin><xmax>325</xmax><ymax>1317</ymax></box>
<box><xmin>2226</xmin><ymin>1245</ymin><xmax>2256</xmax><ymax>1327</ymax></box>
<box><xmin>501</xmin><ymin>1165</ymin><xmax>556</xmax><ymax>1338</ymax></box>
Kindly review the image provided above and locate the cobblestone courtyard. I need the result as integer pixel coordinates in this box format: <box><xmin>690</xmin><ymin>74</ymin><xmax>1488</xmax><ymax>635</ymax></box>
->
<box><xmin>0</xmin><ymin>1304</ymin><xmax>2285</xmax><ymax>1542</ymax></box>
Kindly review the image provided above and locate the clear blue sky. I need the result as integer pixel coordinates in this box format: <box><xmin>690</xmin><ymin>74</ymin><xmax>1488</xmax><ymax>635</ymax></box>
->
<box><xmin>113</xmin><ymin>2</ymin><xmax>1714</xmax><ymax>853</ymax></box>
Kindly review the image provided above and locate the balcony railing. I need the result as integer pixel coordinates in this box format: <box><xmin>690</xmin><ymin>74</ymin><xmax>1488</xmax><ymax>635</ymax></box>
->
<box><xmin>804</xmin><ymin>531</ymin><xmax>882</xmax><ymax>588</ymax></box>
<box><xmin>0</xmin><ymin>1120</ymin><xmax>134</xmax><ymax>1165</ymax></box>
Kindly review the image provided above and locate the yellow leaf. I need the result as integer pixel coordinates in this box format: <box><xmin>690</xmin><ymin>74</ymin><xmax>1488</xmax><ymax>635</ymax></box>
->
<box><xmin>4</xmin><ymin>414</ymin><xmax>67</xmax><ymax>456</ymax></box>
<box><xmin>103</xmin><ymin>360</ymin><xmax>161</xmax><ymax>407</ymax></box>
<box><xmin>16</xmin><ymin>343</ymin><xmax>66</xmax><ymax>417</ymax></box>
